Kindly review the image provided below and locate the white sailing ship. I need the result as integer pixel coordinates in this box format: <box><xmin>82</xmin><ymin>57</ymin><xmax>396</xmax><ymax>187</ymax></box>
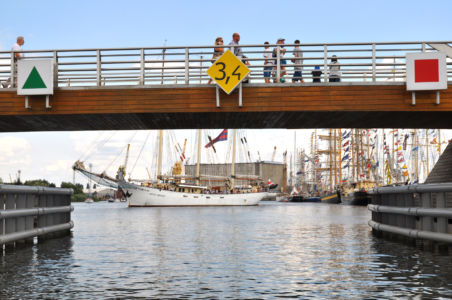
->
<box><xmin>73</xmin><ymin>129</ymin><xmax>268</xmax><ymax>207</ymax></box>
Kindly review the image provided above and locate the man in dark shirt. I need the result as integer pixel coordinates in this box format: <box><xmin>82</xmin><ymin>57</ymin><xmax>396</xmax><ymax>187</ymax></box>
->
<box><xmin>312</xmin><ymin>66</ymin><xmax>322</xmax><ymax>83</ymax></box>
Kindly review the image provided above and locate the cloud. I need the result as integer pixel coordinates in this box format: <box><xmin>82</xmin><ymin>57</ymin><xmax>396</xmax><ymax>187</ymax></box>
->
<box><xmin>0</xmin><ymin>136</ymin><xmax>32</xmax><ymax>182</ymax></box>
<box><xmin>0</xmin><ymin>136</ymin><xmax>31</xmax><ymax>165</ymax></box>
<box><xmin>45</xmin><ymin>159</ymin><xmax>74</xmax><ymax>172</ymax></box>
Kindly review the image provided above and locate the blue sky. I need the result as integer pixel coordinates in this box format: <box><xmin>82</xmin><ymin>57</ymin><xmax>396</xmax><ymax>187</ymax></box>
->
<box><xmin>0</xmin><ymin>0</ymin><xmax>451</xmax><ymax>186</ymax></box>
<box><xmin>1</xmin><ymin>0</ymin><xmax>451</xmax><ymax>50</ymax></box>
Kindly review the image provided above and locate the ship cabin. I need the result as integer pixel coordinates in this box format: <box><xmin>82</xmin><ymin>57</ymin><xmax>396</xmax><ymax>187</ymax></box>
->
<box><xmin>341</xmin><ymin>180</ymin><xmax>377</xmax><ymax>196</ymax></box>
<box><xmin>175</xmin><ymin>184</ymin><xmax>207</xmax><ymax>194</ymax></box>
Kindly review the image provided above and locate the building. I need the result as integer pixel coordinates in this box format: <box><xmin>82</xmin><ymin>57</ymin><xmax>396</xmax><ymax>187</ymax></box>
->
<box><xmin>184</xmin><ymin>161</ymin><xmax>285</xmax><ymax>192</ymax></box>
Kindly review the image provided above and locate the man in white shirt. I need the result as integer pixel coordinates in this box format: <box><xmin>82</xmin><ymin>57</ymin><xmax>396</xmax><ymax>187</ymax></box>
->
<box><xmin>228</xmin><ymin>33</ymin><xmax>242</xmax><ymax>57</ymax></box>
<box><xmin>12</xmin><ymin>36</ymin><xmax>25</xmax><ymax>60</ymax></box>
<box><xmin>4</xmin><ymin>36</ymin><xmax>25</xmax><ymax>88</ymax></box>
<box><xmin>291</xmin><ymin>39</ymin><xmax>304</xmax><ymax>83</ymax></box>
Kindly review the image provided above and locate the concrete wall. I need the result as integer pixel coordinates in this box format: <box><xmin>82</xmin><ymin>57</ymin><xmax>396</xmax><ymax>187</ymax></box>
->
<box><xmin>425</xmin><ymin>141</ymin><xmax>452</xmax><ymax>207</ymax></box>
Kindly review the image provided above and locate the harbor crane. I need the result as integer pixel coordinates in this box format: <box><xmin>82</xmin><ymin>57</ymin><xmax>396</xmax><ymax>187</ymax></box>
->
<box><xmin>116</xmin><ymin>144</ymin><xmax>130</xmax><ymax>181</ymax></box>
<box><xmin>271</xmin><ymin>146</ymin><xmax>277</xmax><ymax>161</ymax></box>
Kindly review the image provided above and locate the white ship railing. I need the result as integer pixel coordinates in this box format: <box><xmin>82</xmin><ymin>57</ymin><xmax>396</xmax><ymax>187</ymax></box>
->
<box><xmin>0</xmin><ymin>41</ymin><xmax>451</xmax><ymax>88</ymax></box>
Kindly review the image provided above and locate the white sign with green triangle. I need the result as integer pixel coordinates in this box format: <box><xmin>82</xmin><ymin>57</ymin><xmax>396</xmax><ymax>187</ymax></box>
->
<box><xmin>17</xmin><ymin>59</ymin><xmax>54</xmax><ymax>95</ymax></box>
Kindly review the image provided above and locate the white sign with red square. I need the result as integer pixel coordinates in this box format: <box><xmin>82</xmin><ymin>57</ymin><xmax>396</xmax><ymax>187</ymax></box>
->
<box><xmin>406</xmin><ymin>52</ymin><xmax>447</xmax><ymax>91</ymax></box>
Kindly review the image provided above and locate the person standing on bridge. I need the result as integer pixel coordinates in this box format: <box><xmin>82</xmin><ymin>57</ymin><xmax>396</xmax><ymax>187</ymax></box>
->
<box><xmin>312</xmin><ymin>66</ymin><xmax>322</xmax><ymax>83</ymax></box>
<box><xmin>329</xmin><ymin>55</ymin><xmax>341</xmax><ymax>82</ymax></box>
<box><xmin>291</xmin><ymin>39</ymin><xmax>303</xmax><ymax>83</ymax></box>
<box><xmin>263</xmin><ymin>42</ymin><xmax>273</xmax><ymax>84</ymax></box>
<box><xmin>208</xmin><ymin>37</ymin><xmax>224</xmax><ymax>84</ymax></box>
<box><xmin>229</xmin><ymin>33</ymin><xmax>250</xmax><ymax>83</ymax></box>
<box><xmin>12</xmin><ymin>36</ymin><xmax>25</xmax><ymax>60</ymax></box>
<box><xmin>2</xmin><ymin>36</ymin><xmax>25</xmax><ymax>88</ymax></box>
<box><xmin>229</xmin><ymin>33</ymin><xmax>243</xmax><ymax>58</ymax></box>
<box><xmin>272</xmin><ymin>38</ymin><xmax>287</xmax><ymax>83</ymax></box>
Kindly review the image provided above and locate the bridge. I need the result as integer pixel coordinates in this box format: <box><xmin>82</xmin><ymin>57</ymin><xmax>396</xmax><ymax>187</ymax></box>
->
<box><xmin>0</xmin><ymin>41</ymin><xmax>451</xmax><ymax>132</ymax></box>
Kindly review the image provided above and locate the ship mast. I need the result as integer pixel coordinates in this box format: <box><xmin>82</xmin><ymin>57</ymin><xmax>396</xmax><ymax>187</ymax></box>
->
<box><xmin>157</xmin><ymin>130</ymin><xmax>163</xmax><ymax>183</ymax></box>
<box><xmin>329</xmin><ymin>129</ymin><xmax>333</xmax><ymax>192</ymax></box>
<box><xmin>425</xmin><ymin>129</ymin><xmax>429</xmax><ymax>178</ymax></box>
<box><xmin>231</xmin><ymin>129</ymin><xmax>236</xmax><ymax>190</ymax></box>
<box><xmin>438</xmin><ymin>129</ymin><xmax>442</xmax><ymax>153</ymax></box>
<box><xmin>196</xmin><ymin>129</ymin><xmax>202</xmax><ymax>186</ymax></box>
<box><xmin>338</xmin><ymin>129</ymin><xmax>342</xmax><ymax>186</ymax></box>
<box><xmin>414</xmin><ymin>129</ymin><xmax>419</xmax><ymax>183</ymax></box>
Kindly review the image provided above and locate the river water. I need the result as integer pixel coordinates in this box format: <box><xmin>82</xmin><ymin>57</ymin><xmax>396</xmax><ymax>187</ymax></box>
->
<box><xmin>1</xmin><ymin>201</ymin><xmax>451</xmax><ymax>299</ymax></box>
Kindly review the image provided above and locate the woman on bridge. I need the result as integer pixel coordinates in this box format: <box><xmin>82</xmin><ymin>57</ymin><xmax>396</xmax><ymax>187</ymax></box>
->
<box><xmin>208</xmin><ymin>37</ymin><xmax>224</xmax><ymax>84</ymax></box>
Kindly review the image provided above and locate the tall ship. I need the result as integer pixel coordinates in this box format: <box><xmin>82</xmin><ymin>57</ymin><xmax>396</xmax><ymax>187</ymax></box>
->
<box><xmin>315</xmin><ymin>129</ymin><xmax>342</xmax><ymax>204</ymax></box>
<box><xmin>73</xmin><ymin>129</ymin><xmax>269</xmax><ymax>207</ymax></box>
<box><xmin>338</xmin><ymin>129</ymin><xmax>378</xmax><ymax>206</ymax></box>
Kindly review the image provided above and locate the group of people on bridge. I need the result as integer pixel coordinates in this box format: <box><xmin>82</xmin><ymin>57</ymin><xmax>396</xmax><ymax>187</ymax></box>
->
<box><xmin>210</xmin><ymin>33</ymin><xmax>342</xmax><ymax>84</ymax></box>
<box><xmin>1</xmin><ymin>35</ymin><xmax>343</xmax><ymax>88</ymax></box>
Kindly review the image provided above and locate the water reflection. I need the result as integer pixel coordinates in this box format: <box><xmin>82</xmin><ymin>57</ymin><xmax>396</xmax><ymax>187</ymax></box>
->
<box><xmin>0</xmin><ymin>237</ymin><xmax>75</xmax><ymax>299</ymax></box>
<box><xmin>0</xmin><ymin>201</ymin><xmax>451</xmax><ymax>298</ymax></box>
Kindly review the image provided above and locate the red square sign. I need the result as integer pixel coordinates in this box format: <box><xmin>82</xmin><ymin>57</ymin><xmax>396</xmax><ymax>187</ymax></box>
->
<box><xmin>414</xmin><ymin>59</ymin><xmax>439</xmax><ymax>83</ymax></box>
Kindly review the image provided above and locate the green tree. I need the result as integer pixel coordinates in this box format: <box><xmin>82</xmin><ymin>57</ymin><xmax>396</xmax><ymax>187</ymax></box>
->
<box><xmin>23</xmin><ymin>179</ymin><xmax>56</xmax><ymax>187</ymax></box>
<box><xmin>61</xmin><ymin>182</ymin><xmax>84</xmax><ymax>195</ymax></box>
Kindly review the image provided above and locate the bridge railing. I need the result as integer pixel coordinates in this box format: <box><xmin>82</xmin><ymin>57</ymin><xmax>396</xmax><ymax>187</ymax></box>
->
<box><xmin>368</xmin><ymin>183</ymin><xmax>452</xmax><ymax>245</ymax></box>
<box><xmin>0</xmin><ymin>41</ymin><xmax>451</xmax><ymax>88</ymax></box>
<box><xmin>0</xmin><ymin>184</ymin><xmax>73</xmax><ymax>252</ymax></box>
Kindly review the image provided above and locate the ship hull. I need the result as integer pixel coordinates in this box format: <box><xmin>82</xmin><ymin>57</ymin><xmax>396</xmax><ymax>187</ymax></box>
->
<box><xmin>288</xmin><ymin>196</ymin><xmax>321</xmax><ymax>202</ymax></box>
<box><xmin>120</xmin><ymin>182</ymin><xmax>267</xmax><ymax>207</ymax></box>
<box><xmin>320</xmin><ymin>193</ymin><xmax>341</xmax><ymax>204</ymax></box>
<box><xmin>341</xmin><ymin>191</ymin><xmax>370</xmax><ymax>206</ymax></box>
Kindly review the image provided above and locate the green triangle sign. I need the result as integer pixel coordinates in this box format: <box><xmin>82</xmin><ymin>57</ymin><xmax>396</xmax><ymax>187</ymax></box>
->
<box><xmin>22</xmin><ymin>66</ymin><xmax>47</xmax><ymax>89</ymax></box>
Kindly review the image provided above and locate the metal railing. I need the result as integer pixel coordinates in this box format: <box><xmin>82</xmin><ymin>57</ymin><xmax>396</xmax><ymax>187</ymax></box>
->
<box><xmin>0</xmin><ymin>184</ymin><xmax>73</xmax><ymax>252</ymax></box>
<box><xmin>0</xmin><ymin>41</ymin><xmax>451</xmax><ymax>88</ymax></box>
<box><xmin>368</xmin><ymin>183</ymin><xmax>452</xmax><ymax>244</ymax></box>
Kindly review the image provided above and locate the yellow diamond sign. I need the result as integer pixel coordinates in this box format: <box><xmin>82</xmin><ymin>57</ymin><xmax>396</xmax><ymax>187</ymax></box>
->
<box><xmin>206</xmin><ymin>50</ymin><xmax>250</xmax><ymax>94</ymax></box>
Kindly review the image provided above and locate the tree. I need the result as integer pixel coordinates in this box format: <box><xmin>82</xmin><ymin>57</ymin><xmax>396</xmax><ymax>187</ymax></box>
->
<box><xmin>60</xmin><ymin>182</ymin><xmax>84</xmax><ymax>195</ymax></box>
<box><xmin>23</xmin><ymin>179</ymin><xmax>55</xmax><ymax>187</ymax></box>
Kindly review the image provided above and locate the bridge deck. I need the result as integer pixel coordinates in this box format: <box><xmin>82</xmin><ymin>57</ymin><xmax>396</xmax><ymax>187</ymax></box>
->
<box><xmin>0</xmin><ymin>83</ymin><xmax>451</xmax><ymax>131</ymax></box>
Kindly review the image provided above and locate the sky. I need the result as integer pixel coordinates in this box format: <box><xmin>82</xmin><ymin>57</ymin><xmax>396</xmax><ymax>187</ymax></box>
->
<box><xmin>0</xmin><ymin>0</ymin><xmax>451</xmax><ymax>186</ymax></box>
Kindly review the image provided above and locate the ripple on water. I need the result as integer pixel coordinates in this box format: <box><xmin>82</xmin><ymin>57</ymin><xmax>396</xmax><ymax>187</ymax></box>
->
<box><xmin>1</xmin><ymin>202</ymin><xmax>451</xmax><ymax>299</ymax></box>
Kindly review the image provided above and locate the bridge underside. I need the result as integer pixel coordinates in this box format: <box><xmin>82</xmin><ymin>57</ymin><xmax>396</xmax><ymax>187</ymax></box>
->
<box><xmin>0</xmin><ymin>83</ymin><xmax>451</xmax><ymax>132</ymax></box>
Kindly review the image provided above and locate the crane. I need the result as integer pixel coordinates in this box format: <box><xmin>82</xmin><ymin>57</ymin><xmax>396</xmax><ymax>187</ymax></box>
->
<box><xmin>172</xmin><ymin>138</ymin><xmax>187</xmax><ymax>176</ymax></box>
<box><xmin>271</xmin><ymin>146</ymin><xmax>277</xmax><ymax>161</ymax></box>
<box><xmin>116</xmin><ymin>144</ymin><xmax>130</xmax><ymax>181</ymax></box>
<box><xmin>123</xmin><ymin>144</ymin><xmax>130</xmax><ymax>173</ymax></box>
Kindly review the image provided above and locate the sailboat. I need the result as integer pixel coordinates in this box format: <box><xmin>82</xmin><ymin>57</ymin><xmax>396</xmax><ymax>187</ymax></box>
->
<box><xmin>74</xmin><ymin>129</ymin><xmax>268</xmax><ymax>207</ymax></box>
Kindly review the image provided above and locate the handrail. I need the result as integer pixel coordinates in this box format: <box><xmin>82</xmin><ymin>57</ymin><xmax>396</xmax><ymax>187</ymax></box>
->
<box><xmin>369</xmin><ymin>182</ymin><xmax>452</xmax><ymax>245</ymax></box>
<box><xmin>369</xmin><ymin>182</ymin><xmax>452</xmax><ymax>194</ymax></box>
<box><xmin>0</xmin><ymin>184</ymin><xmax>73</xmax><ymax>195</ymax></box>
<box><xmin>1</xmin><ymin>41</ymin><xmax>451</xmax><ymax>88</ymax></box>
<box><xmin>1</xmin><ymin>184</ymin><xmax>73</xmax><ymax>252</ymax></box>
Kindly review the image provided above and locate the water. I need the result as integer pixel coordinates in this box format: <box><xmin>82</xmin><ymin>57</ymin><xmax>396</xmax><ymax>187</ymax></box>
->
<box><xmin>1</xmin><ymin>202</ymin><xmax>452</xmax><ymax>299</ymax></box>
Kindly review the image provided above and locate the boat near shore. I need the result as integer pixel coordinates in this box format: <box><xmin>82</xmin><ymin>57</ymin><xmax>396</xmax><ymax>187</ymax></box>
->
<box><xmin>121</xmin><ymin>181</ymin><xmax>265</xmax><ymax>207</ymax></box>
